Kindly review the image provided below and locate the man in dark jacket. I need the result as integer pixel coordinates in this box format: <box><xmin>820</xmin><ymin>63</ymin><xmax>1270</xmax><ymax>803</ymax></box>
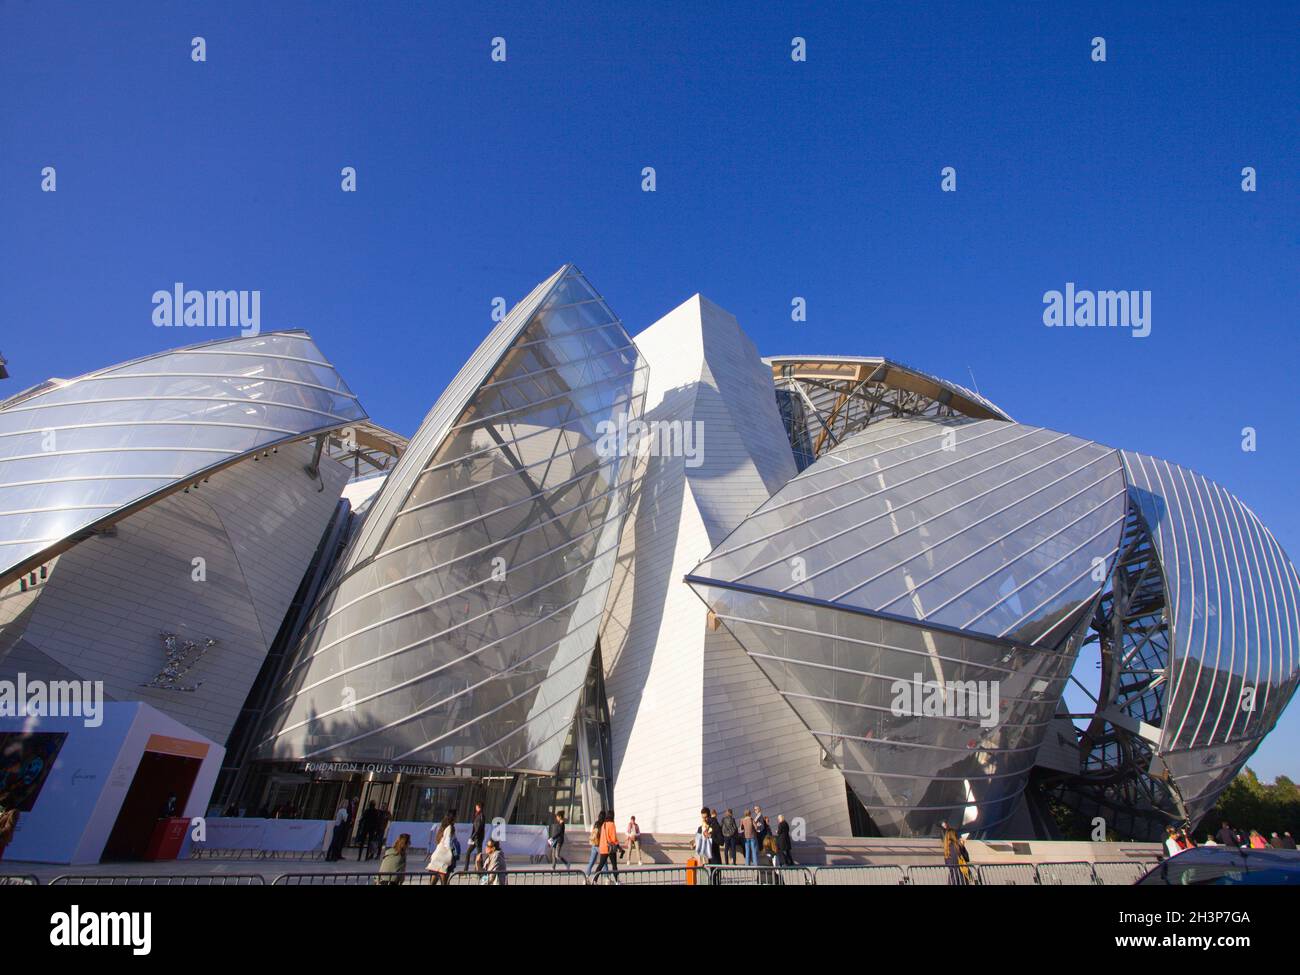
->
<box><xmin>707</xmin><ymin>810</ymin><xmax>724</xmax><ymax>865</ymax></box>
<box><xmin>1214</xmin><ymin>821</ymin><xmax>1237</xmax><ymax>847</ymax></box>
<box><xmin>464</xmin><ymin>802</ymin><xmax>487</xmax><ymax>871</ymax></box>
<box><xmin>720</xmin><ymin>809</ymin><xmax>739</xmax><ymax>864</ymax></box>
<box><xmin>548</xmin><ymin>811</ymin><xmax>568</xmax><ymax>869</ymax></box>
<box><xmin>355</xmin><ymin>801</ymin><xmax>379</xmax><ymax>861</ymax></box>
<box><xmin>776</xmin><ymin>815</ymin><xmax>794</xmax><ymax>866</ymax></box>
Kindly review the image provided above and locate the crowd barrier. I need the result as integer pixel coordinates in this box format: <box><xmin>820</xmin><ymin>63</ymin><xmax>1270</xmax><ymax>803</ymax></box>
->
<box><xmin>13</xmin><ymin>860</ymin><xmax>1155</xmax><ymax>886</ymax></box>
<box><xmin>190</xmin><ymin>848</ymin><xmax>326</xmax><ymax>861</ymax></box>
<box><xmin>186</xmin><ymin>818</ymin><xmax>331</xmax><ymax>860</ymax></box>
<box><xmin>273</xmin><ymin>871</ymin><xmax>437</xmax><ymax>886</ymax></box>
<box><xmin>48</xmin><ymin>874</ymin><xmax>266</xmax><ymax>886</ymax></box>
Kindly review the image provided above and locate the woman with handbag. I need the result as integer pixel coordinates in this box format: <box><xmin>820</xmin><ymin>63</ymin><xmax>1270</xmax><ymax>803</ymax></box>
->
<box><xmin>591</xmin><ymin>809</ymin><xmax>621</xmax><ymax>884</ymax></box>
<box><xmin>426</xmin><ymin>814</ymin><xmax>456</xmax><ymax>885</ymax></box>
<box><xmin>585</xmin><ymin>810</ymin><xmax>605</xmax><ymax>875</ymax></box>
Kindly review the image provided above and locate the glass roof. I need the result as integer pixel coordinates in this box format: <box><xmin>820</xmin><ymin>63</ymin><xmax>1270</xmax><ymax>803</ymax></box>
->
<box><xmin>256</xmin><ymin>266</ymin><xmax>648</xmax><ymax>774</ymax></box>
<box><xmin>690</xmin><ymin>416</ymin><xmax>1127</xmax><ymax>650</ymax></box>
<box><xmin>0</xmin><ymin>330</ymin><xmax>365</xmax><ymax>583</ymax></box>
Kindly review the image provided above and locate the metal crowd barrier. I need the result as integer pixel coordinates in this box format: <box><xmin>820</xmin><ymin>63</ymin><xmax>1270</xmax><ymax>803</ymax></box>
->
<box><xmin>191</xmin><ymin>848</ymin><xmax>325</xmax><ymax>861</ymax></box>
<box><xmin>812</xmin><ymin>865</ymin><xmax>907</xmax><ymax>886</ymax></box>
<box><xmin>1035</xmin><ymin>861</ymin><xmax>1099</xmax><ymax>886</ymax></box>
<box><xmin>902</xmin><ymin>864</ymin><xmax>966</xmax><ymax>885</ymax></box>
<box><xmin>49</xmin><ymin>874</ymin><xmax>266</xmax><ymax>886</ymax></box>
<box><xmin>448</xmin><ymin>868</ymin><xmax>587</xmax><ymax>886</ymax></box>
<box><xmin>707</xmin><ymin>865</ymin><xmax>815</xmax><ymax>885</ymax></box>
<box><xmin>274</xmin><ymin>871</ymin><xmax>435</xmax><ymax>886</ymax></box>
<box><xmin>975</xmin><ymin>863</ymin><xmax>1040</xmax><ymax>886</ymax></box>
<box><xmin>16</xmin><ymin>859</ymin><xmax>1154</xmax><ymax>887</ymax></box>
<box><xmin>593</xmin><ymin>865</ymin><xmax>698</xmax><ymax>885</ymax></box>
<box><xmin>1091</xmin><ymin>861</ymin><xmax>1150</xmax><ymax>886</ymax></box>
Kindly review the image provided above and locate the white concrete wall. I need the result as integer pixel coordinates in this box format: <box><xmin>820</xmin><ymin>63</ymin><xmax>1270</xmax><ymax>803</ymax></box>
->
<box><xmin>602</xmin><ymin>295</ymin><xmax>851</xmax><ymax>835</ymax></box>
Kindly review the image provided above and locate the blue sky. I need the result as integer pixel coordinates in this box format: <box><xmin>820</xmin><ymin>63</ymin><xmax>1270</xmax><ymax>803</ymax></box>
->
<box><xmin>2</xmin><ymin>2</ymin><xmax>1297</xmax><ymax>779</ymax></box>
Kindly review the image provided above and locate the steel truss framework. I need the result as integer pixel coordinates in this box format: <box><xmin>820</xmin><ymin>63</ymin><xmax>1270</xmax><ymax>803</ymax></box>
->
<box><xmin>1044</xmin><ymin>497</ymin><xmax>1184</xmax><ymax>838</ymax></box>
<box><xmin>768</xmin><ymin>356</ymin><xmax>1010</xmax><ymax>470</ymax></box>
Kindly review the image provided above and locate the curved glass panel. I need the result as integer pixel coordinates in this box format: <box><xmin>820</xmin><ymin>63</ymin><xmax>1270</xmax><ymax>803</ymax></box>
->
<box><xmin>0</xmin><ymin>330</ymin><xmax>364</xmax><ymax>581</ymax></box>
<box><xmin>689</xmin><ymin>582</ymin><xmax>1081</xmax><ymax>837</ymax></box>
<box><xmin>692</xmin><ymin>417</ymin><xmax>1127</xmax><ymax>649</ymax></box>
<box><xmin>255</xmin><ymin>266</ymin><xmax>647</xmax><ymax>775</ymax></box>
<box><xmin>1121</xmin><ymin>451</ymin><xmax>1300</xmax><ymax>824</ymax></box>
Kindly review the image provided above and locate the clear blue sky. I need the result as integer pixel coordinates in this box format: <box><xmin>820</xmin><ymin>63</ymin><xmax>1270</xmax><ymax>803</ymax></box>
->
<box><xmin>2</xmin><ymin>2</ymin><xmax>1297</xmax><ymax>778</ymax></box>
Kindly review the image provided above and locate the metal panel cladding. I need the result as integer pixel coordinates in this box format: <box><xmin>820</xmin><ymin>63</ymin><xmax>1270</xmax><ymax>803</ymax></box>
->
<box><xmin>256</xmin><ymin>265</ymin><xmax>648</xmax><ymax>774</ymax></box>
<box><xmin>0</xmin><ymin>330</ymin><xmax>365</xmax><ymax>585</ymax></box>
<box><xmin>1122</xmin><ymin>451</ymin><xmax>1300</xmax><ymax>820</ymax></box>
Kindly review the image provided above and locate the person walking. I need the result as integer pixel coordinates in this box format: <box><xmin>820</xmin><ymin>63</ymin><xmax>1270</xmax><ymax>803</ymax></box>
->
<box><xmin>463</xmin><ymin>802</ymin><xmax>486</xmax><ymax>872</ymax></box>
<box><xmin>586</xmin><ymin>810</ymin><xmax>605</xmax><ymax>875</ymax></box>
<box><xmin>377</xmin><ymin>833</ymin><xmax>410</xmax><ymax>885</ymax></box>
<box><xmin>776</xmin><ymin>815</ymin><xmax>794</xmax><ymax>866</ymax></box>
<box><xmin>626</xmin><ymin>815</ymin><xmax>643</xmax><ymax>865</ymax></box>
<box><xmin>1283</xmin><ymin>832</ymin><xmax>1297</xmax><ymax>850</ymax></box>
<box><xmin>694</xmin><ymin>809</ymin><xmax>713</xmax><ymax>863</ymax></box>
<box><xmin>355</xmin><ymin>801</ymin><xmax>379</xmax><ymax>861</ymax></box>
<box><xmin>740</xmin><ymin>806</ymin><xmax>758</xmax><ymax>866</ymax></box>
<box><xmin>372</xmin><ymin>806</ymin><xmax>390</xmax><ymax>860</ymax></box>
<box><xmin>592</xmin><ymin>810</ymin><xmax>621</xmax><ymax>884</ymax></box>
<box><xmin>547</xmin><ymin>810</ymin><xmax>569</xmax><ymax>869</ymax></box>
<box><xmin>1215</xmin><ymin>821</ymin><xmax>1237</xmax><ymax>847</ymax></box>
<box><xmin>426</xmin><ymin>814</ymin><xmax>456</xmax><ymax>885</ymax></box>
<box><xmin>481</xmin><ymin>838</ymin><xmax>508</xmax><ymax>885</ymax></box>
<box><xmin>1269</xmin><ymin>831</ymin><xmax>1284</xmax><ymax>849</ymax></box>
<box><xmin>1249</xmin><ymin>829</ymin><xmax>1268</xmax><ymax>849</ymax></box>
<box><xmin>326</xmin><ymin>799</ymin><xmax>350</xmax><ymax>861</ymax></box>
<box><xmin>707</xmin><ymin>810</ymin><xmax>723</xmax><ymax>865</ymax></box>
<box><xmin>941</xmin><ymin>822</ymin><xmax>967</xmax><ymax>886</ymax></box>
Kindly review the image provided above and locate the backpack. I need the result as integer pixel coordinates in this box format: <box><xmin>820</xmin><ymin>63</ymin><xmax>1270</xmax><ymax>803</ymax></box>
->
<box><xmin>721</xmin><ymin>816</ymin><xmax>737</xmax><ymax>838</ymax></box>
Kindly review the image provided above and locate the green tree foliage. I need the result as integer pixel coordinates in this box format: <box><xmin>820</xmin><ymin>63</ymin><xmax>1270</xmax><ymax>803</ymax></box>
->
<box><xmin>1199</xmin><ymin>768</ymin><xmax>1300</xmax><ymax>841</ymax></box>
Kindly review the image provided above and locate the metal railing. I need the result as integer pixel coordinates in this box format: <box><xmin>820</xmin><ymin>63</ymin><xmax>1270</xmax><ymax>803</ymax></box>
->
<box><xmin>1092</xmin><ymin>860</ymin><xmax>1150</xmax><ymax>886</ymax></box>
<box><xmin>976</xmin><ymin>863</ymin><xmax>1040</xmax><ymax>886</ymax></box>
<box><xmin>903</xmin><ymin>864</ymin><xmax>966</xmax><ymax>885</ymax></box>
<box><xmin>273</xmin><ymin>871</ymin><xmax>435</xmax><ymax>886</ymax></box>
<box><xmin>591</xmin><ymin>865</ymin><xmax>697</xmax><ymax>885</ymax></box>
<box><xmin>191</xmin><ymin>847</ymin><xmax>326</xmax><ymax>861</ymax></box>
<box><xmin>17</xmin><ymin>859</ymin><xmax>1156</xmax><ymax>886</ymax></box>
<box><xmin>1036</xmin><ymin>861</ymin><xmax>1100</xmax><ymax>886</ymax></box>
<box><xmin>448</xmin><ymin>868</ymin><xmax>587</xmax><ymax>886</ymax></box>
<box><xmin>812</xmin><ymin>865</ymin><xmax>907</xmax><ymax>886</ymax></box>
<box><xmin>49</xmin><ymin>873</ymin><xmax>266</xmax><ymax>886</ymax></box>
